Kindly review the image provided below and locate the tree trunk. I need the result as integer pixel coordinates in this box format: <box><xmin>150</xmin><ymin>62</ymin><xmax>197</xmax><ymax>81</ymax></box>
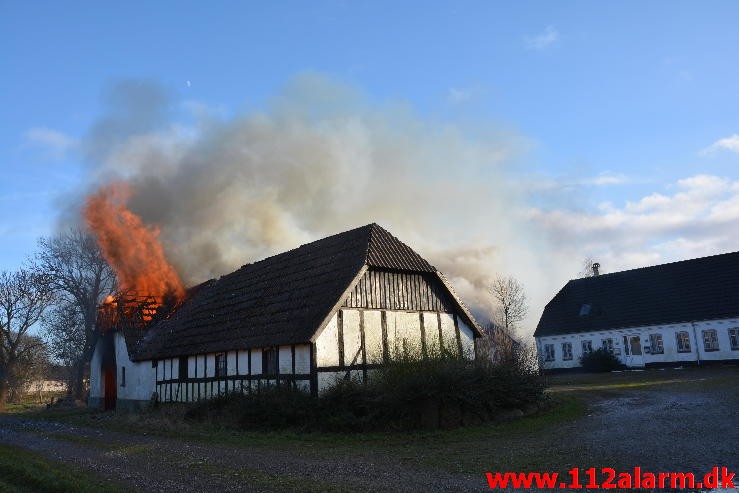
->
<box><xmin>0</xmin><ymin>379</ymin><xmax>9</xmax><ymax>411</ymax></box>
<box><xmin>71</xmin><ymin>360</ymin><xmax>86</xmax><ymax>400</ymax></box>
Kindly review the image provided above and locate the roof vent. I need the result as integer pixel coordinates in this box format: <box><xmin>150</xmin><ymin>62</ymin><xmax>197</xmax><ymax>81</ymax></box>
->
<box><xmin>592</xmin><ymin>262</ymin><xmax>600</xmax><ymax>276</ymax></box>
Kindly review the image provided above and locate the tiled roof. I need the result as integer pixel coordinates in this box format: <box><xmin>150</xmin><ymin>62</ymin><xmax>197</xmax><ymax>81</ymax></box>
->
<box><xmin>132</xmin><ymin>224</ymin><xmax>439</xmax><ymax>360</ymax></box>
<box><xmin>534</xmin><ymin>251</ymin><xmax>739</xmax><ymax>337</ymax></box>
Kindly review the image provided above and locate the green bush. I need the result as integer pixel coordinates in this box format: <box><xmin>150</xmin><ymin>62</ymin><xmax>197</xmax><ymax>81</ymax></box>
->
<box><xmin>579</xmin><ymin>348</ymin><xmax>626</xmax><ymax>372</ymax></box>
<box><xmin>184</xmin><ymin>345</ymin><xmax>547</xmax><ymax>432</ymax></box>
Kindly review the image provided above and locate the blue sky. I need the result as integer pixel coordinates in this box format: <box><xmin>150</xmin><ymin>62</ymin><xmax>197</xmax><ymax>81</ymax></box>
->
<box><xmin>4</xmin><ymin>2</ymin><xmax>739</xmax><ymax>330</ymax></box>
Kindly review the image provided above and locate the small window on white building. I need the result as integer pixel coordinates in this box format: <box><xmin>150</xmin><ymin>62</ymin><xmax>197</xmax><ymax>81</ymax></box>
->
<box><xmin>729</xmin><ymin>328</ymin><xmax>739</xmax><ymax>350</ymax></box>
<box><xmin>676</xmin><ymin>331</ymin><xmax>691</xmax><ymax>353</ymax></box>
<box><xmin>601</xmin><ymin>338</ymin><xmax>614</xmax><ymax>353</ymax></box>
<box><xmin>543</xmin><ymin>344</ymin><xmax>555</xmax><ymax>362</ymax></box>
<box><xmin>179</xmin><ymin>356</ymin><xmax>188</xmax><ymax>380</ymax></box>
<box><xmin>649</xmin><ymin>334</ymin><xmax>664</xmax><ymax>354</ymax></box>
<box><xmin>262</xmin><ymin>348</ymin><xmax>277</xmax><ymax>375</ymax></box>
<box><xmin>702</xmin><ymin>329</ymin><xmax>719</xmax><ymax>352</ymax></box>
<box><xmin>215</xmin><ymin>353</ymin><xmax>227</xmax><ymax>377</ymax></box>
<box><xmin>562</xmin><ymin>342</ymin><xmax>573</xmax><ymax>360</ymax></box>
<box><xmin>581</xmin><ymin>340</ymin><xmax>593</xmax><ymax>355</ymax></box>
<box><xmin>120</xmin><ymin>366</ymin><xmax>126</xmax><ymax>387</ymax></box>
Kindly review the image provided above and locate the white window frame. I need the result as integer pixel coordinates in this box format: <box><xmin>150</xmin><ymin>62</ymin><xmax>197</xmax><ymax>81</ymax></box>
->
<box><xmin>601</xmin><ymin>338</ymin><xmax>614</xmax><ymax>353</ymax></box>
<box><xmin>702</xmin><ymin>329</ymin><xmax>719</xmax><ymax>352</ymax></box>
<box><xmin>543</xmin><ymin>344</ymin><xmax>555</xmax><ymax>362</ymax></box>
<box><xmin>562</xmin><ymin>342</ymin><xmax>573</xmax><ymax>360</ymax></box>
<box><xmin>649</xmin><ymin>333</ymin><xmax>664</xmax><ymax>354</ymax></box>
<box><xmin>581</xmin><ymin>340</ymin><xmax>593</xmax><ymax>355</ymax></box>
<box><xmin>729</xmin><ymin>328</ymin><xmax>739</xmax><ymax>351</ymax></box>
<box><xmin>676</xmin><ymin>331</ymin><xmax>691</xmax><ymax>353</ymax></box>
<box><xmin>215</xmin><ymin>352</ymin><xmax>227</xmax><ymax>377</ymax></box>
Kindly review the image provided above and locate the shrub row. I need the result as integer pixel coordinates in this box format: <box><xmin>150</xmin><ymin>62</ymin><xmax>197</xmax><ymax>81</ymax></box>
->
<box><xmin>184</xmin><ymin>349</ymin><xmax>546</xmax><ymax>432</ymax></box>
<box><xmin>579</xmin><ymin>348</ymin><xmax>626</xmax><ymax>372</ymax></box>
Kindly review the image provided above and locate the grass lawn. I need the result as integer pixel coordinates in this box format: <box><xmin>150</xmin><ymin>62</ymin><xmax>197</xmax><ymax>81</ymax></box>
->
<box><xmin>0</xmin><ymin>443</ymin><xmax>125</xmax><ymax>493</ymax></box>
<box><xmin>26</xmin><ymin>394</ymin><xmax>587</xmax><ymax>473</ymax></box>
<box><xmin>8</xmin><ymin>365</ymin><xmax>736</xmax><ymax>478</ymax></box>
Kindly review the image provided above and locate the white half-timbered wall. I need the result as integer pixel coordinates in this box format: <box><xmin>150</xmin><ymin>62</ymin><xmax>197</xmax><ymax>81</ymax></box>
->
<box><xmin>315</xmin><ymin>309</ymin><xmax>475</xmax><ymax>392</ymax></box>
<box><xmin>536</xmin><ymin>316</ymin><xmax>739</xmax><ymax>370</ymax></box>
<box><xmin>89</xmin><ymin>332</ymin><xmax>156</xmax><ymax>406</ymax></box>
<box><xmin>154</xmin><ymin>344</ymin><xmax>312</xmax><ymax>403</ymax></box>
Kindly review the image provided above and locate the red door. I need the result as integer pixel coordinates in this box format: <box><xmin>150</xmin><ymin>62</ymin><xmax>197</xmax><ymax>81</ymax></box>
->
<box><xmin>103</xmin><ymin>364</ymin><xmax>117</xmax><ymax>410</ymax></box>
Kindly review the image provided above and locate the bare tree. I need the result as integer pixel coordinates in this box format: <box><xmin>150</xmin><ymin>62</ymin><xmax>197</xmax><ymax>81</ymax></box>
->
<box><xmin>9</xmin><ymin>334</ymin><xmax>51</xmax><ymax>404</ymax></box>
<box><xmin>0</xmin><ymin>269</ymin><xmax>54</xmax><ymax>409</ymax></box>
<box><xmin>42</xmin><ymin>301</ymin><xmax>86</xmax><ymax>392</ymax></box>
<box><xmin>488</xmin><ymin>275</ymin><xmax>528</xmax><ymax>334</ymax></box>
<box><xmin>578</xmin><ymin>255</ymin><xmax>601</xmax><ymax>278</ymax></box>
<box><xmin>36</xmin><ymin>229</ymin><xmax>116</xmax><ymax>399</ymax></box>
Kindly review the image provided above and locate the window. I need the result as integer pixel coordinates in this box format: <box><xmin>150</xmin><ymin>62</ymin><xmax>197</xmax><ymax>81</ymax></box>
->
<box><xmin>676</xmin><ymin>331</ymin><xmax>691</xmax><ymax>352</ymax></box>
<box><xmin>581</xmin><ymin>340</ymin><xmax>593</xmax><ymax>355</ymax></box>
<box><xmin>601</xmin><ymin>338</ymin><xmax>614</xmax><ymax>353</ymax></box>
<box><xmin>702</xmin><ymin>329</ymin><xmax>719</xmax><ymax>352</ymax></box>
<box><xmin>543</xmin><ymin>344</ymin><xmax>555</xmax><ymax>362</ymax></box>
<box><xmin>579</xmin><ymin>304</ymin><xmax>591</xmax><ymax>316</ymax></box>
<box><xmin>262</xmin><ymin>348</ymin><xmax>277</xmax><ymax>375</ymax></box>
<box><xmin>562</xmin><ymin>342</ymin><xmax>573</xmax><ymax>360</ymax></box>
<box><xmin>649</xmin><ymin>334</ymin><xmax>664</xmax><ymax>354</ymax></box>
<box><xmin>730</xmin><ymin>328</ymin><xmax>739</xmax><ymax>351</ymax></box>
<box><xmin>622</xmin><ymin>336</ymin><xmax>630</xmax><ymax>356</ymax></box>
<box><xmin>215</xmin><ymin>353</ymin><xmax>227</xmax><ymax>377</ymax></box>
<box><xmin>179</xmin><ymin>356</ymin><xmax>188</xmax><ymax>380</ymax></box>
<box><xmin>120</xmin><ymin>366</ymin><xmax>126</xmax><ymax>387</ymax></box>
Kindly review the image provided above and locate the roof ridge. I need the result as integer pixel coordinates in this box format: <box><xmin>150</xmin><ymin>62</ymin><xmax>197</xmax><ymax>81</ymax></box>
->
<box><xmin>569</xmin><ymin>249</ymin><xmax>739</xmax><ymax>283</ymax></box>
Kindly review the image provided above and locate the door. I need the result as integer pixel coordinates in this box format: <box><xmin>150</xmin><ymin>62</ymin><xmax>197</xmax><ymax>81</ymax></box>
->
<box><xmin>103</xmin><ymin>363</ymin><xmax>117</xmax><ymax>410</ymax></box>
<box><xmin>622</xmin><ymin>335</ymin><xmax>645</xmax><ymax>367</ymax></box>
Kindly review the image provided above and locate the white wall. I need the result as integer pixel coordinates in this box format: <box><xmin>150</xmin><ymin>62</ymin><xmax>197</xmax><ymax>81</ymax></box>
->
<box><xmin>114</xmin><ymin>333</ymin><xmax>156</xmax><ymax>402</ymax></box>
<box><xmin>294</xmin><ymin>345</ymin><xmax>310</xmax><ymax>373</ymax></box>
<box><xmin>155</xmin><ymin>344</ymin><xmax>313</xmax><ymax>403</ymax></box>
<box><xmin>316</xmin><ymin>313</ymin><xmax>340</xmax><ymax>367</ymax></box>
<box><xmin>279</xmin><ymin>346</ymin><xmax>292</xmax><ymax>374</ymax></box>
<box><xmin>537</xmin><ymin>316</ymin><xmax>739</xmax><ymax>370</ymax></box>
<box><xmin>314</xmin><ymin>308</ymin><xmax>476</xmax><ymax>392</ymax></box>
<box><xmin>459</xmin><ymin>320</ymin><xmax>474</xmax><ymax>358</ymax></box>
<box><xmin>89</xmin><ymin>338</ymin><xmax>103</xmax><ymax>400</ymax></box>
<box><xmin>363</xmin><ymin>310</ymin><xmax>383</xmax><ymax>363</ymax></box>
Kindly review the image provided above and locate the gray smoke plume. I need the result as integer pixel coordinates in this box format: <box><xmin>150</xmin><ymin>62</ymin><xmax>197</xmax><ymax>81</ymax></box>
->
<box><xmin>70</xmin><ymin>74</ymin><xmax>558</xmax><ymax>331</ymax></box>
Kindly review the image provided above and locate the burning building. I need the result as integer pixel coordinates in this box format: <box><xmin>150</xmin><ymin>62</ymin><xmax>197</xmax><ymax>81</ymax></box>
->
<box><xmin>88</xmin><ymin>224</ymin><xmax>483</xmax><ymax>410</ymax></box>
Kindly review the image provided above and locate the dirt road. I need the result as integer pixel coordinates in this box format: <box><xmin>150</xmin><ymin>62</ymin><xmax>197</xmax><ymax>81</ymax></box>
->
<box><xmin>0</xmin><ymin>367</ymin><xmax>736</xmax><ymax>492</ymax></box>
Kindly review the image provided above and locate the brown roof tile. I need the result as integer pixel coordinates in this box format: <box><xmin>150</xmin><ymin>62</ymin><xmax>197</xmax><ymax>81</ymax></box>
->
<box><xmin>132</xmin><ymin>224</ymin><xmax>438</xmax><ymax>360</ymax></box>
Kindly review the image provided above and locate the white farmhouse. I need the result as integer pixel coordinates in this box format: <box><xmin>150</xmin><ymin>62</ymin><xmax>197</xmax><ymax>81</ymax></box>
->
<box><xmin>89</xmin><ymin>224</ymin><xmax>482</xmax><ymax>410</ymax></box>
<box><xmin>535</xmin><ymin>253</ymin><xmax>739</xmax><ymax>371</ymax></box>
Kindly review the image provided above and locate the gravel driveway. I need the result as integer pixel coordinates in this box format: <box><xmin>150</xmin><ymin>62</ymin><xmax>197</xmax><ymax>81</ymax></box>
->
<box><xmin>0</xmin><ymin>416</ymin><xmax>484</xmax><ymax>492</ymax></box>
<box><xmin>0</xmin><ymin>367</ymin><xmax>736</xmax><ymax>492</ymax></box>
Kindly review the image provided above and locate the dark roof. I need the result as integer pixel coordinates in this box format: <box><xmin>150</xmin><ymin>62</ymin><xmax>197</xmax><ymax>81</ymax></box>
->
<box><xmin>534</xmin><ymin>251</ymin><xmax>739</xmax><ymax>337</ymax></box>
<box><xmin>133</xmin><ymin>224</ymin><xmax>442</xmax><ymax>360</ymax></box>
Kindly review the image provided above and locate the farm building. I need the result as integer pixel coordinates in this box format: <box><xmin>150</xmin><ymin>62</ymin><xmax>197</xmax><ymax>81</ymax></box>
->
<box><xmin>89</xmin><ymin>224</ymin><xmax>483</xmax><ymax>410</ymax></box>
<box><xmin>535</xmin><ymin>252</ymin><xmax>739</xmax><ymax>371</ymax></box>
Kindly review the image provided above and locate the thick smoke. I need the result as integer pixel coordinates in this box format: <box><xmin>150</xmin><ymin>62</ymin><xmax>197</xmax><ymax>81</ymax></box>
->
<box><xmin>71</xmin><ymin>75</ymin><xmax>559</xmax><ymax>332</ymax></box>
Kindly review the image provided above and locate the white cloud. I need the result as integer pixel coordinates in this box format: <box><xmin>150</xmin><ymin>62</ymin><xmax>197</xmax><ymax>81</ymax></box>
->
<box><xmin>448</xmin><ymin>87</ymin><xmax>471</xmax><ymax>104</ymax></box>
<box><xmin>524</xmin><ymin>26</ymin><xmax>559</xmax><ymax>50</ymax></box>
<box><xmin>24</xmin><ymin>127</ymin><xmax>78</xmax><ymax>158</ymax></box>
<box><xmin>521</xmin><ymin>172</ymin><xmax>630</xmax><ymax>192</ymax></box>
<box><xmin>579</xmin><ymin>172</ymin><xmax>629</xmax><ymax>186</ymax></box>
<box><xmin>701</xmin><ymin>134</ymin><xmax>739</xmax><ymax>155</ymax></box>
<box><xmin>524</xmin><ymin>174</ymin><xmax>739</xmax><ymax>280</ymax></box>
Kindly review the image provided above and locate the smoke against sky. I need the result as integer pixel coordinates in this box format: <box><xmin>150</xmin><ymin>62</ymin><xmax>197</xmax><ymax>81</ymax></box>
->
<box><xmin>62</xmin><ymin>75</ymin><xmax>739</xmax><ymax>335</ymax></box>
<box><xmin>67</xmin><ymin>75</ymin><xmax>552</xmax><ymax>330</ymax></box>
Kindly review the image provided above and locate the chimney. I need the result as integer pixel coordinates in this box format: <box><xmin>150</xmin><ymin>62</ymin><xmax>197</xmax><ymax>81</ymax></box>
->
<box><xmin>592</xmin><ymin>262</ymin><xmax>600</xmax><ymax>276</ymax></box>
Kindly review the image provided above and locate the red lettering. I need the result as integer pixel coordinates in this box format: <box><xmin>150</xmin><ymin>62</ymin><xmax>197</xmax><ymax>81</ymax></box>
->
<box><xmin>641</xmin><ymin>472</ymin><xmax>656</xmax><ymax>488</ymax></box>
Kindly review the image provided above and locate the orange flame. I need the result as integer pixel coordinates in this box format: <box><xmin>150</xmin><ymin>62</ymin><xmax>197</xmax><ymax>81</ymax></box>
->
<box><xmin>84</xmin><ymin>182</ymin><xmax>184</xmax><ymax>304</ymax></box>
